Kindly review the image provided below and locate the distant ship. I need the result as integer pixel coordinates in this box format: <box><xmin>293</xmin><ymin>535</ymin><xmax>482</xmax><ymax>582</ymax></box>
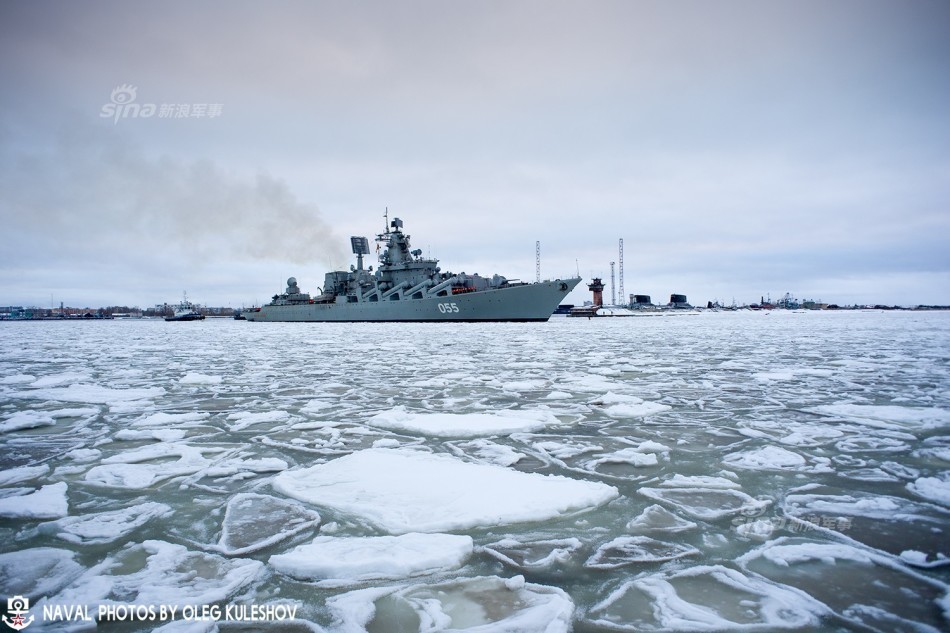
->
<box><xmin>242</xmin><ymin>216</ymin><xmax>580</xmax><ymax>322</ymax></box>
<box><xmin>165</xmin><ymin>293</ymin><xmax>205</xmax><ymax>322</ymax></box>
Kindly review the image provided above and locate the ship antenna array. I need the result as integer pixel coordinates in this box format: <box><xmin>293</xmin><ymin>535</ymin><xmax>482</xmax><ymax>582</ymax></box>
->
<box><xmin>536</xmin><ymin>241</ymin><xmax>541</xmax><ymax>283</ymax></box>
<box><xmin>618</xmin><ymin>238</ymin><xmax>624</xmax><ymax>305</ymax></box>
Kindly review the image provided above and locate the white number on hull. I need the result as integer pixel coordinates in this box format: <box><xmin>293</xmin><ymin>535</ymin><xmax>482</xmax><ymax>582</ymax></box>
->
<box><xmin>437</xmin><ymin>302</ymin><xmax>460</xmax><ymax>314</ymax></box>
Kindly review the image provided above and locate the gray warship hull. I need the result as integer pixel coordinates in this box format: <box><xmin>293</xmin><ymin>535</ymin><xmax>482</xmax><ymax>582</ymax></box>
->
<box><xmin>244</xmin><ymin>277</ymin><xmax>579</xmax><ymax>322</ymax></box>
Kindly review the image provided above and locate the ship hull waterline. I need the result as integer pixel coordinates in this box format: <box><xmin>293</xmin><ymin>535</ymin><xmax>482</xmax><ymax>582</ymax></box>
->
<box><xmin>243</xmin><ymin>278</ymin><xmax>580</xmax><ymax>323</ymax></box>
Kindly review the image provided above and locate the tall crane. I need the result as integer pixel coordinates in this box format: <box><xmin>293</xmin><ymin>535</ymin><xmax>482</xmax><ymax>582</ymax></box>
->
<box><xmin>536</xmin><ymin>241</ymin><xmax>541</xmax><ymax>283</ymax></box>
<box><xmin>618</xmin><ymin>238</ymin><xmax>624</xmax><ymax>306</ymax></box>
<box><xmin>610</xmin><ymin>261</ymin><xmax>616</xmax><ymax>306</ymax></box>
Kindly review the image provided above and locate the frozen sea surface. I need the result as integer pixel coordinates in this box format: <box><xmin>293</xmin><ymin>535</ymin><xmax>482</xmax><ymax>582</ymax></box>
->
<box><xmin>1</xmin><ymin>310</ymin><xmax>949</xmax><ymax>631</ymax></box>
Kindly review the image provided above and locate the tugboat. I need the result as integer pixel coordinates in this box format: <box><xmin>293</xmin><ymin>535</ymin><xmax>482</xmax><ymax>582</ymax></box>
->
<box><xmin>165</xmin><ymin>293</ymin><xmax>205</xmax><ymax>321</ymax></box>
<box><xmin>242</xmin><ymin>216</ymin><xmax>581</xmax><ymax>322</ymax></box>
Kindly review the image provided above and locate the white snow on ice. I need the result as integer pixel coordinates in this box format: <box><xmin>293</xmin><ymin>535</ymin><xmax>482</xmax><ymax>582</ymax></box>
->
<box><xmin>270</xmin><ymin>533</ymin><xmax>473</xmax><ymax>585</ymax></box>
<box><xmin>273</xmin><ymin>448</ymin><xmax>619</xmax><ymax>533</ymax></box>
<box><xmin>179</xmin><ymin>372</ymin><xmax>223</xmax><ymax>385</ymax></box>
<box><xmin>811</xmin><ymin>404</ymin><xmax>950</xmax><ymax>431</ymax></box>
<box><xmin>366</xmin><ymin>407</ymin><xmax>560</xmax><ymax>438</ymax></box>
<box><xmin>589</xmin><ymin>564</ymin><xmax>829</xmax><ymax>630</ymax></box>
<box><xmin>0</xmin><ymin>547</ymin><xmax>83</xmax><ymax>599</ymax></box>
<box><xmin>44</xmin><ymin>540</ymin><xmax>263</xmax><ymax>612</ymax></box>
<box><xmin>327</xmin><ymin>575</ymin><xmax>573</xmax><ymax>633</ymax></box>
<box><xmin>30</xmin><ymin>502</ymin><xmax>173</xmax><ymax>545</ymax></box>
<box><xmin>0</xmin><ymin>482</ymin><xmax>68</xmax><ymax>519</ymax></box>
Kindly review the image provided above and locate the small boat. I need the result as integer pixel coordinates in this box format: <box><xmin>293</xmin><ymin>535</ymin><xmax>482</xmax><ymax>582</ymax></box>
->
<box><xmin>165</xmin><ymin>293</ymin><xmax>205</xmax><ymax>321</ymax></box>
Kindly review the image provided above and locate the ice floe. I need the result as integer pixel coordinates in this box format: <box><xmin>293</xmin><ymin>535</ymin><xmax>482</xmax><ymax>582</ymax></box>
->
<box><xmin>84</xmin><ymin>443</ymin><xmax>218</xmax><ymax>488</ymax></box>
<box><xmin>753</xmin><ymin>367</ymin><xmax>833</xmax><ymax>381</ymax></box>
<box><xmin>726</xmin><ymin>447</ymin><xmax>808</xmax><ymax>476</ymax></box>
<box><xmin>115</xmin><ymin>428</ymin><xmax>187</xmax><ymax>442</ymax></box>
<box><xmin>29</xmin><ymin>501</ymin><xmax>173</xmax><ymax>545</ymax></box>
<box><xmin>735</xmin><ymin>518</ymin><xmax>779</xmax><ymax>540</ymax></box>
<box><xmin>900</xmin><ymin>549</ymin><xmax>950</xmax><ymax>569</ymax></box>
<box><xmin>273</xmin><ymin>448</ymin><xmax>618</xmax><ymax>533</ymax></box>
<box><xmin>626</xmin><ymin>504</ymin><xmax>698</xmax><ymax>533</ymax></box>
<box><xmin>639</xmin><ymin>486</ymin><xmax>769</xmax><ymax>521</ymax></box>
<box><xmin>45</xmin><ymin>540</ymin><xmax>263</xmax><ymax>611</ymax></box>
<box><xmin>723</xmin><ymin>444</ymin><xmax>833</xmax><ymax>473</ymax></box>
<box><xmin>0</xmin><ymin>464</ymin><xmax>49</xmax><ymax>486</ymax></box>
<box><xmin>585</xmin><ymin>535</ymin><xmax>700</xmax><ymax>568</ymax></box>
<box><xmin>446</xmin><ymin>438</ymin><xmax>526</xmax><ymax>466</ymax></box>
<box><xmin>737</xmin><ymin>419</ymin><xmax>845</xmax><ymax>447</ymax></box>
<box><xmin>179</xmin><ymin>372</ymin><xmax>223</xmax><ymax>385</ymax></box>
<box><xmin>531</xmin><ymin>438</ymin><xmax>602</xmax><ymax>461</ymax></box>
<box><xmin>588</xmin><ymin>564</ymin><xmax>829</xmax><ymax>630</ymax></box>
<box><xmin>201</xmin><ymin>455</ymin><xmax>288</xmax><ymax>479</ymax></box>
<box><xmin>907</xmin><ymin>474</ymin><xmax>950</xmax><ymax>507</ymax></box>
<box><xmin>227</xmin><ymin>410</ymin><xmax>292</xmax><ymax>431</ymax></box>
<box><xmin>130</xmin><ymin>411</ymin><xmax>210</xmax><ymax>428</ymax></box>
<box><xmin>1</xmin><ymin>373</ymin><xmax>35</xmax><ymax>384</ymax></box>
<box><xmin>502</xmin><ymin>379</ymin><xmax>549</xmax><ymax>392</ymax></box>
<box><xmin>480</xmin><ymin>538</ymin><xmax>583</xmax><ymax>569</ymax></box>
<box><xmin>811</xmin><ymin>403</ymin><xmax>950</xmax><ymax>431</ymax></box>
<box><xmin>740</xmin><ymin>538</ymin><xmax>950</xmax><ymax>632</ymax></box>
<box><xmin>523</xmin><ymin>435</ymin><xmax>670</xmax><ymax>481</ymax></box>
<box><xmin>0</xmin><ymin>410</ymin><xmax>56</xmax><ymax>433</ymax></box>
<box><xmin>585</xmin><ymin>446</ymin><xmax>659</xmax><ymax>468</ymax></box>
<box><xmin>783</xmin><ymin>487</ymin><xmax>950</xmax><ymax>564</ymax></box>
<box><xmin>589</xmin><ymin>392</ymin><xmax>672</xmax><ymax>418</ymax></box>
<box><xmin>216</xmin><ymin>493</ymin><xmax>321</xmax><ymax>555</ymax></box>
<box><xmin>13</xmin><ymin>384</ymin><xmax>165</xmax><ymax>405</ymax></box>
<box><xmin>65</xmin><ymin>447</ymin><xmax>101</xmax><ymax>463</ymax></box>
<box><xmin>366</xmin><ymin>407</ymin><xmax>559</xmax><ymax>437</ymax></box>
<box><xmin>30</xmin><ymin>372</ymin><xmax>92</xmax><ymax>388</ymax></box>
<box><xmin>270</xmin><ymin>533</ymin><xmax>472</xmax><ymax>585</ymax></box>
<box><xmin>0</xmin><ymin>482</ymin><xmax>68</xmax><ymax>519</ymax></box>
<box><xmin>658</xmin><ymin>474</ymin><xmax>740</xmax><ymax>489</ymax></box>
<box><xmin>836</xmin><ymin>434</ymin><xmax>910</xmax><ymax>453</ymax></box>
<box><xmin>327</xmin><ymin>575</ymin><xmax>573</xmax><ymax>633</ymax></box>
<box><xmin>0</xmin><ymin>547</ymin><xmax>83</xmax><ymax>599</ymax></box>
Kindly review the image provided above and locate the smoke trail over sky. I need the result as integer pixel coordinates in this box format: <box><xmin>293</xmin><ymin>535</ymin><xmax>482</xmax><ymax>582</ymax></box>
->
<box><xmin>1</xmin><ymin>128</ymin><xmax>343</xmax><ymax>266</ymax></box>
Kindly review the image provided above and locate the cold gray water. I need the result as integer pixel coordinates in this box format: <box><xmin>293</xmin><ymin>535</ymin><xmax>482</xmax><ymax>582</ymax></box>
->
<box><xmin>1</xmin><ymin>311</ymin><xmax>948</xmax><ymax>632</ymax></box>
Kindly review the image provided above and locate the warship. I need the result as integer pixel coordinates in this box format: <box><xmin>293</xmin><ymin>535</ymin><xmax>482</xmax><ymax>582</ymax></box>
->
<box><xmin>242</xmin><ymin>216</ymin><xmax>580</xmax><ymax>322</ymax></box>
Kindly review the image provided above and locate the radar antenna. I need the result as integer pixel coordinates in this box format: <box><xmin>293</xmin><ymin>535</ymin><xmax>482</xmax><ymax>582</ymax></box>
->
<box><xmin>350</xmin><ymin>236</ymin><xmax>370</xmax><ymax>270</ymax></box>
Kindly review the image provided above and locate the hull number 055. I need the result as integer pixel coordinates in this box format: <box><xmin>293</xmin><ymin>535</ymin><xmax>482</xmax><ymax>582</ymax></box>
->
<box><xmin>438</xmin><ymin>302</ymin><xmax>460</xmax><ymax>313</ymax></box>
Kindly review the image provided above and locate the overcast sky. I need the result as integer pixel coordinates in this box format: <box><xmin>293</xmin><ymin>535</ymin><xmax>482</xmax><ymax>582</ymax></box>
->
<box><xmin>1</xmin><ymin>0</ymin><xmax>948</xmax><ymax>309</ymax></box>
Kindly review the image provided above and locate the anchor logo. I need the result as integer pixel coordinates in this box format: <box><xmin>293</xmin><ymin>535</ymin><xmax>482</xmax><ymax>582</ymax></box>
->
<box><xmin>2</xmin><ymin>596</ymin><xmax>34</xmax><ymax>630</ymax></box>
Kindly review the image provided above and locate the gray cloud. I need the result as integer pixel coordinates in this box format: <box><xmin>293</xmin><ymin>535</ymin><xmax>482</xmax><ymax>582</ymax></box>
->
<box><xmin>1</xmin><ymin>0</ymin><xmax>949</xmax><ymax>307</ymax></box>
